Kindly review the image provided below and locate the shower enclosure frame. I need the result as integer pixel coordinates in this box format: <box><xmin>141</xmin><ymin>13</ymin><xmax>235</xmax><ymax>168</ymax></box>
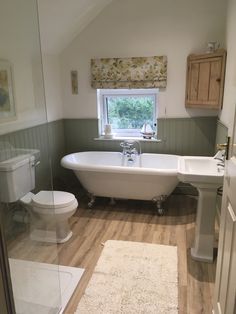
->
<box><xmin>0</xmin><ymin>214</ymin><xmax>16</xmax><ymax>314</ymax></box>
<box><xmin>0</xmin><ymin>1</ymin><xmax>62</xmax><ymax>312</ymax></box>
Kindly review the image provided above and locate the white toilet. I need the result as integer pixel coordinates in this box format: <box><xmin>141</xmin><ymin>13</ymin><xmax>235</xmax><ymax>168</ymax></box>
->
<box><xmin>20</xmin><ymin>190</ymin><xmax>78</xmax><ymax>243</ymax></box>
<box><xmin>0</xmin><ymin>153</ymin><xmax>78</xmax><ymax>243</ymax></box>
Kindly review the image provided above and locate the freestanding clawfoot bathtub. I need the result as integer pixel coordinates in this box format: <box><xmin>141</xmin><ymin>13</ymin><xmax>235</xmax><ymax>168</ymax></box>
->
<box><xmin>61</xmin><ymin>151</ymin><xmax>179</xmax><ymax>214</ymax></box>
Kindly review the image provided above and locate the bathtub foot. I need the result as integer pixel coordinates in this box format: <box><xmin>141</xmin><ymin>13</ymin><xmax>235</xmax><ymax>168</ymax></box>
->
<box><xmin>109</xmin><ymin>198</ymin><xmax>116</xmax><ymax>206</ymax></box>
<box><xmin>157</xmin><ymin>207</ymin><xmax>165</xmax><ymax>216</ymax></box>
<box><xmin>88</xmin><ymin>194</ymin><xmax>96</xmax><ymax>209</ymax></box>
<box><xmin>153</xmin><ymin>195</ymin><xmax>167</xmax><ymax>216</ymax></box>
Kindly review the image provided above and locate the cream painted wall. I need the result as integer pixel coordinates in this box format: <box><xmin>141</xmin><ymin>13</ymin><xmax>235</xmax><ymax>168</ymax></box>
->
<box><xmin>0</xmin><ymin>0</ymin><xmax>48</xmax><ymax>135</ymax></box>
<box><xmin>42</xmin><ymin>55</ymin><xmax>63</xmax><ymax>122</ymax></box>
<box><xmin>38</xmin><ymin>0</ymin><xmax>113</xmax><ymax>54</ymax></box>
<box><xmin>60</xmin><ymin>0</ymin><xmax>227</xmax><ymax>119</ymax></box>
<box><xmin>219</xmin><ymin>0</ymin><xmax>236</xmax><ymax>134</ymax></box>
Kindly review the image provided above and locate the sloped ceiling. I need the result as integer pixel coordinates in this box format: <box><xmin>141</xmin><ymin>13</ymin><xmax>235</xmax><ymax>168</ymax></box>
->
<box><xmin>38</xmin><ymin>0</ymin><xmax>113</xmax><ymax>54</ymax></box>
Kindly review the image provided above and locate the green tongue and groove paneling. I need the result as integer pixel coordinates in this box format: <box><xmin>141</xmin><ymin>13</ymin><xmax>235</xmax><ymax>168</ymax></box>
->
<box><xmin>0</xmin><ymin>116</ymin><xmax>227</xmax><ymax>191</ymax></box>
<box><xmin>63</xmin><ymin>117</ymin><xmax>218</xmax><ymax>156</ymax></box>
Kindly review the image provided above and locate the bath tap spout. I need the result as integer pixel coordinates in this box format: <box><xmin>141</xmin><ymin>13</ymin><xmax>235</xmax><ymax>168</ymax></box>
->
<box><xmin>131</xmin><ymin>140</ymin><xmax>142</xmax><ymax>156</ymax></box>
<box><xmin>120</xmin><ymin>140</ymin><xmax>142</xmax><ymax>156</ymax></box>
<box><xmin>120</xmin><ymin>140</ymin><xmax>142</xmax><ymax>163</ymax></box>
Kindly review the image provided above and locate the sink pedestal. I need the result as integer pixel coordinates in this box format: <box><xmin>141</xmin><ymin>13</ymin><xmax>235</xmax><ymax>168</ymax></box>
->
<box><xmin>178</xmin><ymin>156</ymin><xmax>223</xmax><ymax>263</ymax></box>
<box><xmin>191</xmin><ymin>185</ymin><xmax>218</xmax><ymax>263</ymax></box>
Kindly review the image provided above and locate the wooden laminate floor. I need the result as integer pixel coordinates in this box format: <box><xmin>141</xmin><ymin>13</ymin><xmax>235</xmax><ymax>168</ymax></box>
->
<box><xmin>8</xmin><ymin>194</ymin><xmax>217</xmax><ymax>314</ymax></box>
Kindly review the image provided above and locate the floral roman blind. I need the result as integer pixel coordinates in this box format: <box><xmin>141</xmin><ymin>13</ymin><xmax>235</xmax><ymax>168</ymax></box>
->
<box><xmin>91</xmin><ymin>56</ymin><xmax>167</xmax><ymax>89</ymax></box>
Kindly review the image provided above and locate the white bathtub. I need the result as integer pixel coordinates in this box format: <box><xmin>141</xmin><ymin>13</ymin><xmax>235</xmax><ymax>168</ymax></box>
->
<box><xmin>61</xmin><ymin>152</ymin><xmax>179</xmax><ymax>201</ymax></box>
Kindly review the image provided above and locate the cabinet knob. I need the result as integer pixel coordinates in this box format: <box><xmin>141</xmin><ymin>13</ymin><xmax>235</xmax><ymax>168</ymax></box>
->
<box><xmin>216</xmin><ymin>78</ymin><xmax>221</xmax><ymax>82</ymax></box>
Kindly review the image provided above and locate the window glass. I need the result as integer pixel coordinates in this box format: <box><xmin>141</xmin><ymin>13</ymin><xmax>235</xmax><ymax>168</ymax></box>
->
<box><xmin>106</xmin><ymin>95</ymin><xmax>155</xmax><ymax>129</ymax></box>
<box><xmin>99</xmin><ymin>89</ymin><xmax>158</xmax><ymax>137</ymax></box>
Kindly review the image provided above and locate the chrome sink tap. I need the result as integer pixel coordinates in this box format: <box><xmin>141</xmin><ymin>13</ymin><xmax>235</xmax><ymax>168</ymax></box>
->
<box><xmin>214</xmin><ymin>149</ymin><xmax>225</xmax><ymax>161</ymax></box>
<box><xmin>214</xmin><ymin>149</ymin><xmax>225</xmax><ymax>168</ymax></box>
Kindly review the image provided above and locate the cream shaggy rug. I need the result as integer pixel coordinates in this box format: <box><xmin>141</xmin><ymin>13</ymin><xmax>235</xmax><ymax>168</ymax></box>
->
<box><xmin>76</xmin><ymin>240</ymin><xmax>178</xmax><ymax>314</ymax></box>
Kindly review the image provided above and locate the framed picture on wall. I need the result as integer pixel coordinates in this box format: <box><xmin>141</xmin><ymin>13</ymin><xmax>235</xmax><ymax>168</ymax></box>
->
<box><xmin>71</xmin><ymin>70</ymin><xmax>78</xmax><ymax>94</ymax></box>
<box><xmin>0</xmin><ymin>60</ymin><xmax>16</xmax><ymax>121</ymax></box>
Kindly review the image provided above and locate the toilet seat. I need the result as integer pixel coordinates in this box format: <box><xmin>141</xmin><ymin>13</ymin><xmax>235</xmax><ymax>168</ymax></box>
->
<box><xmin>32</xmin><ymin>191</ymin><xmax>78</xmax><ymax>215</ymax></box>
<box><xmin>33</xmin><ymin>199</ymin><xmax>78</xmax><ymax>215</ymax></box>
<box><xmin>32</xmin><ymin>191</ymin><xmax>76</xmax><ymax>208</ymax></box>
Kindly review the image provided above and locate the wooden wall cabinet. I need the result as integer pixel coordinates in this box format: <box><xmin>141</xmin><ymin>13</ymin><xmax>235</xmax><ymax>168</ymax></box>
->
<box><xmin>185</xmin><ymin>49</ymin><xmax>226</xmax><ymax>109</ymax></box>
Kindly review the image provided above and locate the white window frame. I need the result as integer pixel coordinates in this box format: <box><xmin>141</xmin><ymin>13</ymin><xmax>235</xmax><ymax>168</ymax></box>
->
<box><xmin>98</xmin><ymin>88</ymin><xmax>158</xmax><ymax>138</ymax></box>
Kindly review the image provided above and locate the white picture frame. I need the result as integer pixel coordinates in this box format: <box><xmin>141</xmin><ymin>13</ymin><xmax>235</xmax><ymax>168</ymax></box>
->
<box><xmin>0</xmin><ymin>60</ymin><xmax>16</xmax><ymax>121</ymax></box>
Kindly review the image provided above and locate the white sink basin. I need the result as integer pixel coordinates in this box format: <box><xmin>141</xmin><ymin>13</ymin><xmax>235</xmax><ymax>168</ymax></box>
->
<box><xmin>178</xmin><ymin>156</ymin><xmax>224</xmax><ymax>186</ymax></box>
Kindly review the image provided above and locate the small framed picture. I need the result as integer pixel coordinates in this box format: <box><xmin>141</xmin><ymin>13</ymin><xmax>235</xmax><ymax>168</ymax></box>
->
<box><xmin>0</xmin><ymin>60</ymin><xmax>16</xmax><ymax>121</ymax></box>
<box><xmin>71</xmin><ymin>70</ymin><xmax>78</xmax><ymax>94</ymax></box>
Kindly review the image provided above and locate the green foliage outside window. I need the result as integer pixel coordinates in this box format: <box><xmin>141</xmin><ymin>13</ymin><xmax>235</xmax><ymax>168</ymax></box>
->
<box><xmin>106</xmin><ymin>96</ymin><xmax>155</xmax><ymax>129</ymax></box>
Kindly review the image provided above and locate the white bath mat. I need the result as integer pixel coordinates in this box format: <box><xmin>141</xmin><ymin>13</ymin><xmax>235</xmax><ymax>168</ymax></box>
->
<box><xmin>76</xmin><ymin>240</ymin><xmax>178</xmax><ymax>314</ymax></box>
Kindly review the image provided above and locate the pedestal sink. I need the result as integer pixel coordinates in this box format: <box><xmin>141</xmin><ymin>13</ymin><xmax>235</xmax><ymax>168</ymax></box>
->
<box><xmin>178</xmin><ymin>157</ymin><xmax>224</xmax><ymax>262</ymax></box>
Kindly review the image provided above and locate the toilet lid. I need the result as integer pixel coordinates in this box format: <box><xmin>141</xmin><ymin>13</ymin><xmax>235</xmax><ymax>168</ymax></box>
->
<box><xmin>32</xmin><ymin>191</ymin><xmax>76</xmax><ymax>209</ymax></box>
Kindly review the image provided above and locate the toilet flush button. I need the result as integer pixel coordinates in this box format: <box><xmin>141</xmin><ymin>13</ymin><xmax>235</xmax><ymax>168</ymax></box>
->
<box><xmin>20</xmin><ymin>192</ymin><xmax>34</xmax><ymax>205</ymax></box>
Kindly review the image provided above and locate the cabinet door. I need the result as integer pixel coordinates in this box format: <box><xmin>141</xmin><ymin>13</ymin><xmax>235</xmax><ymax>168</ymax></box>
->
<box><xmin>186</xmin><ymin>55</ymin><xmax>225</xmax><ymax>109</ymax></box>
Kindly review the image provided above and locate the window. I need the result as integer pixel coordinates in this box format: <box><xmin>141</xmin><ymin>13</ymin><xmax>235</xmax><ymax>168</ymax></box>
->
<box><xmin>98</xmin><ymin>89</ymin><xmax>158</xmax><ymax>137</ymax></box>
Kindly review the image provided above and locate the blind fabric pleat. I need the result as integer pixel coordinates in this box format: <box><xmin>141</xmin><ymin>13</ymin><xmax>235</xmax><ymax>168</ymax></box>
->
<box><xmin>91</xmin><ymin>56</ymin><xmax>167</xmax><ymax>89</ymax></box>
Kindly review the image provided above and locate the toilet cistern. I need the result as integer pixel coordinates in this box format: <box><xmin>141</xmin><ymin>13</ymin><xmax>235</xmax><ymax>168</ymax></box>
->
<box><xmin>0</xmin><ymin>151</ymin><xmax>78</xmax><ymax>244</ymax></box>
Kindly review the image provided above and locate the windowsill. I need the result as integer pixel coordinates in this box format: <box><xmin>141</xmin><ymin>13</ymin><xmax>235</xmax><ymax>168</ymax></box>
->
<box><xmin>94</xmin><ymin>136</ymin><xmax>162</xmax><ymax>142</ymax></box>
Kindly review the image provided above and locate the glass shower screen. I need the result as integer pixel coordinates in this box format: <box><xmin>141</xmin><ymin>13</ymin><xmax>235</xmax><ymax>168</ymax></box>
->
<box><xmin>0</xmin><ymin>0</ymin><xmax>61</xmax><ymax>313</ymax></box>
